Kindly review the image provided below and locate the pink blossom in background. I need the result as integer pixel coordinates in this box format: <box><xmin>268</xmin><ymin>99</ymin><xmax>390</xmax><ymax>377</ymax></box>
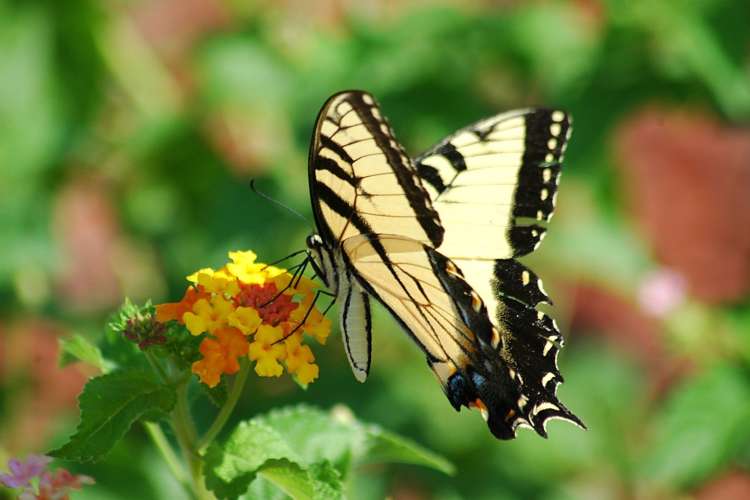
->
<box><xmin>53</xmin><ymin>177</ymin><xmax>122</xmax><ymax>312</ymax></box>
<box><xmin>1</xmin><ymin>455</ymin><xmax>94</xmax><ymax>500</ymax></box>
<box><xmin>0</xmin><ymin>320</ymin><xmax>88</xmax><ymax>453</ymax></box>
<box><xmin>0</xmin><ymin>455</ymin><xmax>51</xmax><ymax>489</ymax></box>
<box><xmin>638</xmin><ymin>269</ymin><xmax>688</xmax><ymax>317</ymax></box>
<box><xmin>568</xmin><ymin>282</ymin><xmax>692</xmax><ymax>397</ymax></box>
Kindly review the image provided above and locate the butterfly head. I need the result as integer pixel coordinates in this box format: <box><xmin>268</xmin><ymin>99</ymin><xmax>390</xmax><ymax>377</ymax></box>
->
<box><xmin>306</xmin><ymin>233</ymin><xmax>335</xmax><ymax>291</ymax></box>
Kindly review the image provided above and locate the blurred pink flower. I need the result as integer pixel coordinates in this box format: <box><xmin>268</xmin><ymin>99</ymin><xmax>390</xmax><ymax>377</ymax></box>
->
<box><xmin>53</xmin><ymin>177</ymin><xmax>121</xmax><ymax>312</ymax></box>
<box><xmin>0</xmin><ymin>455</ymin><xmax>51</xmax><ymax>489</ymax></box>
<box><xmin>34</xmin><ymin>468</ymin><xmax>95</xmax><ymax>500</ymax></box>
<box><xmin>0</xmin><ymin>319</ymin><xmax>89</xmax><ymax>453</ymax></box>
<box><xmin>131</xmin><ymin>0</ymin><xmax>230</xmax><ymax>60</ymax></box>
<box><xmin>569</xmin><ymin>282</ymin><xmax>692</xmax><ymax>397</ymax></box>
<box><xmin>1</xmin><ymin>455</ymin><xmax>94</xmax><ymax>500</ymax></box>
<box><xmin>617</xmin><ymin>108</ymin><xmax>750</xmax><ymax>303</ymax></box>
<box><xmin>638</xmin><ymin>268</ymin><xmax>687</xmax><ymax>317</ymax></box>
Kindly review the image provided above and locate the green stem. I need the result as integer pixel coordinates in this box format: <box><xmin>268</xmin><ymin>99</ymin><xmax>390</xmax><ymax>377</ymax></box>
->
<box><xmin>144</xmin><ymin>350</ymin><xmax>170</xmax><ymax>383</ymax></box>
<box><xmin>172</xmin><ymin>381</ymin><xmax>213</xmax><ymax>500</ymax></box>
<box><xmin>143</xmin><ymin>422</ymin><xmax>190</xmax><ymax>490</ymax></box>
<box><xmin>198</xmin><ymin>359</ymin><xmax>250</xmax><ymax>453</ymax></box>
<box><xmin>144</xmin><ymin>352</ymin><xmax>202</xmax><ymax>497</ymax></box>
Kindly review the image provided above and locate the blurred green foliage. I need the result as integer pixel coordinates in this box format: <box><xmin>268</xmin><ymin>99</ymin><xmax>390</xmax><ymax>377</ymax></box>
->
<box><xmin>1</xmin><ymin>0</ymin><xmax>750</xmax><ymax>498</ymax></box>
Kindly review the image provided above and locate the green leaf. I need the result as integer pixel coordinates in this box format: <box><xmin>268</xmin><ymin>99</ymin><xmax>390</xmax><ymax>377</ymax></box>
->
<box><xmin>204</xmin><ymin>418</ymin><xmax>301</xmax><ymax>499</ymax></box>
<box><xmin>360</xmin><ymin>424</ymin><xmax>455</xmax><ymax>475</ymax></box>
<box><xmin>258</xmin><ymin>460</ymin><xmax>342</xmax><ymax>500</ymax></box>
<box><xmin>641</xmin><ymin>364</ymin><xmax>750</xmax><ymax>487</ymax></box>
<box><xmin>58</xmin><ymin>334</ymin><xmax>106</xmax><ymax>371</ymax></box>
<box><xmin>205</xmin><ymin>405</ymin><xmax>452</xmax><ymax>499</ymax></box>
<box><xmin>50</xmin><ymin>370</ymin><xmax>176</xmax><ymax>462</ymax></box>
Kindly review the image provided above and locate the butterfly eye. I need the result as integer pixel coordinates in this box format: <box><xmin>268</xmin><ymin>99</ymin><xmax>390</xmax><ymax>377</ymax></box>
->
<box><xmin>306</xmin><ymin>234</ymin><xmax>322</xmax><ymax>249</ymax></box>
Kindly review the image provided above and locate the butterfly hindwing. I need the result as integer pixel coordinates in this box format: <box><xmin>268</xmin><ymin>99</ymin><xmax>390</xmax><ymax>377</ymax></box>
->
<box><xmin>339</xmin><ymin>269</ymin><xmax>372</xmax><ymax>382</ymax></box>
<box><xmin>491</xmin><ymin>259</ymin><xmax>584</xmax><ymax>435</ymax></box>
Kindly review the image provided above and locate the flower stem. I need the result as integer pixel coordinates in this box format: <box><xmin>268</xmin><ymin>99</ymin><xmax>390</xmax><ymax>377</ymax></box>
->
<box><xmin>143</xmin><ymin>422</ymin><xmax>190</xmax><ymax>488</ymax></box>
<box><xmin>144</xmin><ymin>350</ymin><xmax>170</xmax><ymax>383</ymax></box>
<box><xmin>198</xmin><ymin>359</ymin><xmax>250</xmax><ymax>453</ymax></box>
<box><xmin>171</xmin><ymin>381</ymin><xmax>213</xmax><ymax>500</ymax></box>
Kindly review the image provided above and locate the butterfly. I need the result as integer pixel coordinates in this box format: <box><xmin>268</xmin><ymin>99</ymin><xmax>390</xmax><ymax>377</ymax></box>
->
<box><xmin>303</xmin><ymin>90</ymin><xmax>584</xmax><ymax>439</ymax></box>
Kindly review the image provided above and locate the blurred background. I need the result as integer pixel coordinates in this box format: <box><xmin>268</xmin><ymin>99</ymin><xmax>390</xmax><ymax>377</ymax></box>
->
<box><xmin>1</xmin><ymin>0</ymin><xmax>750</xmax><ymax>498</ymax></box>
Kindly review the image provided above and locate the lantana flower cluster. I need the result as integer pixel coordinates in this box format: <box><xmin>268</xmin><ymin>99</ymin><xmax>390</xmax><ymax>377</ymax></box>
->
<box><xmin>156</xmin><ymin>250</ymin><xmax>330</xmax><ymax>387</ymax></box>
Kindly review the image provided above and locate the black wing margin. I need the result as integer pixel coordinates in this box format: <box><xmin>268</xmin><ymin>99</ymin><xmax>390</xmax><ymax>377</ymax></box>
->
<box><xmin>308</xmin><ymin>90</ymin><xmax>443</xmax><ymax>248</ymax></box>
<box><xmin>491</xmin><ymin>259</ymin><xmax>585</xmax><ymax>436</ymax></box>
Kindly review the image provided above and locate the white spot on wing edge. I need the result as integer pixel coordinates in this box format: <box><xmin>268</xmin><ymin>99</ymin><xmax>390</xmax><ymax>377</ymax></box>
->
<box><xmin>542</xmin><ymin>168</ymin><xmax>552</xmax><ymax>183</ymax></box>
<box><xmin>517</xmin><ymin>394</ymin><xmax>529</xmax><ymax>409</ymax></box>
<box><xmin>541</xmin><ymin>372</ymin><xmax>556</xmax><ymax>387</ymax></box>
<box><xmin>543</xmin><ymin>336</ymin><xmax>558</xmax><ymax>356</ymax></box>
<box><xmin>551</xmin><ymin>110</ymin><xmax>565</xmax><ymax>123</ymax></box>
<box><xmin>532</xmin><ymin>401</ymin><xmax>559</xmax><ymax>416</ymax></box>
<box><xmin>537</xmin><ymin>278</ymin><xmax>549</xmax><ymax>300</ymax></box>
<box><xmin>479</xmin><ymin>407</ymin><xmax>489</xmax><ymax>422</ymax></box>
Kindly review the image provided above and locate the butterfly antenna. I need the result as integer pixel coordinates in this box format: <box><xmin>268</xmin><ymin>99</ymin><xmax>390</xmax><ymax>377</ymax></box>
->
<box><xmin>261</xmin><ymin>249</ymin><xmax>308</xmax><ymax>270</ymax></box>
<box><xmin>259</xmin><ymin>257</ymin><xmax>309</xmax><ymax>307</ymax></box>
<box><xmin>250</xmin><ymin>179</ymin><xmax>311</xmax><ymax>225</ymax></box>
<box><xmin>272</xmin><ymin>289</ymin><xmax>335</xmax><ymax>345</ymax></box>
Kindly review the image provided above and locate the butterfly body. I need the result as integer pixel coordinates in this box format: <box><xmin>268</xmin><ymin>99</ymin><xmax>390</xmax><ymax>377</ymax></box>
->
<box><xmin>305</xmin><ymin>91</ymin><xmax>584</xmax><ymax>439</ymax></box>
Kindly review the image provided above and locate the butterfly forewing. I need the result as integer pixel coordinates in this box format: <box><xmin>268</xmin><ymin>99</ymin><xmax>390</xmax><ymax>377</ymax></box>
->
<box><xmin>416</xmin><ymin>108</ymin><xmax>570</xmax><ymax>260</ymax></box>
<box><xmin>309</xmin><ymin>91</ymin><xmax>443</xmax><ymax>248</ymax></box>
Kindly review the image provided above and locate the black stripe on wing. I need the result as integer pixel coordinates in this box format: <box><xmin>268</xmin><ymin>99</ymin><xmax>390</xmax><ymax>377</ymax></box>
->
<box><xmin>309</xmin><ymin>90</ymin><xmax>444</xmax><ymax>248</ymax></box>
<box><xmin>344</xmin><ymin>235</ymin><xmax>478</xmax><ymax>366</ymax></box>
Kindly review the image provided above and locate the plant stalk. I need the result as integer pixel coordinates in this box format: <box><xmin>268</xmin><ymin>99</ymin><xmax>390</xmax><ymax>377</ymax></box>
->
<box><xmin>171</xmin><ymin>381</ymin><xmax>214</xmax><ymax>500</ymax></box>
<box><xmin>198</xmin><ymin>359</ymin><xmax>250</xmax><ymax>453</ymax></box>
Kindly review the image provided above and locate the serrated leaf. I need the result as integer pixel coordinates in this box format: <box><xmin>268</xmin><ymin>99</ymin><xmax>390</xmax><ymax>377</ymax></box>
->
<box><xmin>50</xmin><ymin>370</ymin><xmax>176</xmax><ymax>463</ymax></box>
<box><xmin>641</xmin><ymin>364</ymin><xmax>750</xmax><ymax>487</ymax></box>
<box><xmin>58</xmin><ymin>334</ymin><xmax>105</xmax><ymax>371</ymax></box>
<box><xmin>205</xmin><ymin>405</ymin><xmax>452</xmax><ymax>499</ymax></box>
<box><xmin>360</xmin><ymin>425</ymin><xmax>455</xmax><ymax>475</ymax></box>
<box><xmin>252</xmin><ymin>405</ymin><xmax>361</xmax><ymax>469</ymax></box>
<box><xmin>204</xmin><ymin>419</ymin><xmax>300</xmax><ymax>499</ymax></box>
<box><xmin>258</xmin><ymin>459</ymin><xmax>342</xmax><ymax>500</ymax></box>
<box><xmin>244</xmin><ymin>476</ymin><xmax>290</xmax><ymax>500</ymax></box>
